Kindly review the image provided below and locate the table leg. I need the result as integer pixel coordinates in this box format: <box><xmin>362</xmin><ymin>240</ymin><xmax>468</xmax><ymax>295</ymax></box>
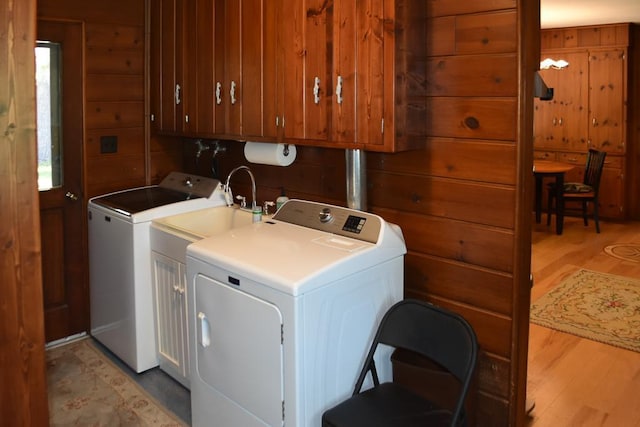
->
<box><xmin>535</xmin><ymin>175</ymin><xmax>543</xmax><ymax>223</ymax></box>
<box><xmin>555</xmin><ymin>174</ymin><xmax>564</xmax><ymax>235</ymax></box>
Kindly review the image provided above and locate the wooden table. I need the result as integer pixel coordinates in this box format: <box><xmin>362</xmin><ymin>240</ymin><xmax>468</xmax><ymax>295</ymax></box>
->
<box><xmin>533</xmin><ymin>160</ymin><xmax>576</xmax><ymax>235</ymax></box>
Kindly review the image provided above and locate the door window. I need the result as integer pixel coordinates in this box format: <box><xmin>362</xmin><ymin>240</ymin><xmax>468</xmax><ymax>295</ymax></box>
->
<box><xmin>35</xmin><ymin>42</ymin><xmax>63</xmax><ymax>191</ymax></box>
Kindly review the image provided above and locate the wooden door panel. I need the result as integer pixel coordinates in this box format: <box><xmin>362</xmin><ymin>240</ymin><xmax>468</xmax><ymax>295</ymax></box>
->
<box><xmin>354</xmin><ymin>0</ymin><xmax>384</xmax><ymax>146</ymax></box>
<box><xmin>332</xmin><ymin>0</ymin><xmax>357</xmax><ymax>143</ymax></box>
<box><xmin>225</xmin><ymin>0</ymin><xmax>242</xmax><ymax>136</ymax></box>
<box><xmin>241</xmin><ymin>0</ymin><xmax>264</xmax><ymax>137</ymax></box>
<box><xmin>213</xmin><ymin>0</ymin><xmax>226</xmax><ymax>134</ymax></box>
<box><xmin>589</xmin><ymin>49</ymin><xmax>625</xmax><ymax>153</ymax></box>
<box><xmin>159</xmin><ymin>0</ymin><xmax>177</xmax><ymax>132</ymax></box>
<box><xmin>303</xmin><ymin>0</ymin><xmax>330</xmax><ymax>142</ymax></box>
<box><xmin>38</xmin><ymin>20</ymin><xmax>87</xmax><ymax>343</ymax></box>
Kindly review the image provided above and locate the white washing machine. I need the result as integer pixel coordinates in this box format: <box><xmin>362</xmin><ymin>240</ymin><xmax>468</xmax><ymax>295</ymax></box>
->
<box><xmin>88</xmin><ymin>172</ymin><xmax>227</xmax><ymax>373</ymax></box>
<box><xmin>186</xmin><ymin>199</ymin><xmax>406</xmax><ymax>427</ymax></box>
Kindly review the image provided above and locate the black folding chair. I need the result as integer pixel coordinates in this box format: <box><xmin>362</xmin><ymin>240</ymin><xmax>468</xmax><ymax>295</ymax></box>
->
<box><xmin>322</xmin><ymin>299</ymin><xmax>478</xmax><ymax>427</ymax></box>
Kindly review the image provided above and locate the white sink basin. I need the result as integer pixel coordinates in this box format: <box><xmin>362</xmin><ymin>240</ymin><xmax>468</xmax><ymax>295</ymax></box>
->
<box><xmin>153</xmin><ymin>206</ymin><xmax>254</xmax><ymax>241</ymax></box>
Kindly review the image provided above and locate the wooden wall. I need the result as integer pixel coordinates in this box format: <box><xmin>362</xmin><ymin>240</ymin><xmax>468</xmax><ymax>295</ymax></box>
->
<box><xmin>26</xmin><ymin>0</ymin><xmax>537</xmax><ymax>425</ymax></box>
<box><xmin>187</xmin><ymin>1</ymin><xmax>538</xmax><ymax>425</ymax></box>
<box><xmin>1</xmin><ymin>0</ymin><xmax>49</xmax><ymax>424</ymax></box>
<box><xmin>38</xmin><ymin>0</ymin><xmax>150</xmax><ymax>198</ymax></box>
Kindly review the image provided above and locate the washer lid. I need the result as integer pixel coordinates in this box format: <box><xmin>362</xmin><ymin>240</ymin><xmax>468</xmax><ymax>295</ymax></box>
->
<box><xmin>89</xmin><ymin>172</ymin><xmax>221</xmax><ymax>216</ymax></box>
<box><xmin>91</xmin><ymin>187</ymin><xmax>200</xmax><ymax>216</ymax></box>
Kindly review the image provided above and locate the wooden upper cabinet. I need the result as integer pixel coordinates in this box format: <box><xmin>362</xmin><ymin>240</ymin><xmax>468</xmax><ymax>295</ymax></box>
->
<box><xmin>534</xmin><ymin>51</ymin><xmax>589</xmax><ymax>152</ymax></box>
<box><xmin>278</xmin><ymin>0</ymin><xmax>427</xmax><ymax>152</ymax></box>
<box><xmin>151</xmin><ymin>0</ymin><xmax>208</xmax><ymax>136</ymax></box>
<box><xmin>212</xmin><ymin>0</ymin><xmax>277</xmax><ymax>140</ymax></box>
<box><xmin>150</xmin><ymin>0</ymin><xmax>184</xmax><ymax>134</ymax></box>
<box><xmin>150</xmin><ymin>0</ymin><xmax>427</xmax><ymax>151</ymax></box>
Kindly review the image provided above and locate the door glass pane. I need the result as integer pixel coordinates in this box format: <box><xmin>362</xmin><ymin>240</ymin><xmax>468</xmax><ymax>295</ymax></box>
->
<box><xmin>35</xmin><ymin>42</ymin><xmax>63</xmax><ymax>191</ymax></box>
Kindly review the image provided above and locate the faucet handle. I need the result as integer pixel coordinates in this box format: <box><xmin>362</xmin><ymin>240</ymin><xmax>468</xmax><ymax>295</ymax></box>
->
<box><xmin>263</xmin><ymin>201</ymin><xmax>275</xmax><ymax>216</ymax></box>
<box><xmin>235</xmin><ymin>195</ymin><xmax>247</xmax><ymax>208</ymax></box>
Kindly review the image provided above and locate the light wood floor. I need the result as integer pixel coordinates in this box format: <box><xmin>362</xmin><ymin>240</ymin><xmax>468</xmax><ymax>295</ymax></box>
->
<box><xmin>527</xmin><ymin>216</ymin><xmax>640</xmax><ymax>427</ymax></box>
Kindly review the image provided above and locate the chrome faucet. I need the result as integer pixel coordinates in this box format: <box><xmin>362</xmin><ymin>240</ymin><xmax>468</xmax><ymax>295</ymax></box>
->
<box><xmin>224</xmin><ymin>165</ymin><xmax>257</xmax><ymax>211</ymax></box>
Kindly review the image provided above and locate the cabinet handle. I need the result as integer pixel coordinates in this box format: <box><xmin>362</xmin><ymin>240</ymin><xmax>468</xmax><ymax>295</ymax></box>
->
<box><xmin>230</xmin><ymin>81</ymin><xmax>237</xmax><ymax>105</ymax></box>
<box><xmin>558</xmin><ymin>117</ymin><xmax>563</xmax><ymax>125</ymax></box>
<box><xmin>175</xmin><ymin>84</ymin><xmax>181</xmax><ymax>105</ymax></box>
<box><xmin>215</xmin><ymin>82</ymin><xmax>222</xmax><ymax>105</ymax></box>
<box><xmin>552</xmin><ymin>117</ymin><xmax>557</xmax><ymax>126</ymax></box>
<box><xmin>335</xmin><ymin>75</ymin><xmax>343</xmax><ymax>104</ymax></box>
<box><xmin>592</xmin><ymin>117</ymin><xmax>597</xmax><ymax>126</ymax></box>
<box><xmin>313</xmin><ymin>77</ymin><xmax>321</xmax><ymax>104</ymax></box>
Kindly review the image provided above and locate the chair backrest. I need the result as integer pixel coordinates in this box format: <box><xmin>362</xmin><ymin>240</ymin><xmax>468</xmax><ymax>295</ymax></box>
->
<box><xmin>583</xmin><ymin>149</ymin><xmax>607</xmax><ymax>192</ymax></box>
<box><xmin>354</xmin><ymin>299</ymin><xmax>478</xmax><ymax>422</ymax></box>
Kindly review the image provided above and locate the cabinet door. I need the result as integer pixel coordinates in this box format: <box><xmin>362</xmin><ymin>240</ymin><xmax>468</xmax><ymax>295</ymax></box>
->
<box><xmin>332</xmin><ymin>0</ymin><xmax>386</xmax><ymax>146</ymax></box>
<box><xmin>151</xmin><ymin>252</ymin><xmax>189</xmax><ymax>384</ymax></box>
<box><xmin>278</xmin><ymin>0</ymin><xmax>330</xmax><ymax>142</ymax></box>
<box><xmin>588</xmin><ymin>49</ymin><xmax>626</xmax><ymax>154</ymax></box>
<box><xmin>598</xmin><ymin>155</ymin><xmax>625</xmax><ymax>219</ymax></box>
<box><xmin>534</xmin><ymin>51</ymin><xmax>588</xmax><ymax>152</ymax></box>
<box><xmin>149</xmin><ymin>2</ymin><xmax>161</xmax><ymax>134</ymax></box>
<box><xmin>214</xmin><ymin>0</ymin><xmax>241</xmax><ymax>138</ymax></box>
<box><xmin>189</xmin><ymin>0</ymin><xmax>216</xmax><ymax>135</ymax></box>
<box><xmin>241</xmin><ymin>0</ymin><xmax>278</xmax><ymax>140</ymax></box>
<box><xmin>156</xmin><ymin>0</ymin><xmax>185</xmax><ymax>133</ymax></box>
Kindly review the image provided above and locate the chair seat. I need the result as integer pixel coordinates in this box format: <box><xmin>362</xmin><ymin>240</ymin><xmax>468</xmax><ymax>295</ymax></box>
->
<box><xmin>322</xmin><ymin>383</ymin><xmax>453</xmax><ymax>427</ymax></box>
<box><xmin>547</xmin><ymin>181</ymin><xmax>593</xmax><ymax>193</ymax></box>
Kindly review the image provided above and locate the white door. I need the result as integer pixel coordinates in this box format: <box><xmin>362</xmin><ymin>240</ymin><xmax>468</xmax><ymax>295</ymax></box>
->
<box><xmin>195</xmin><ymin>274</ymin><xmax>284</xmax><ymax>426</ymax></box>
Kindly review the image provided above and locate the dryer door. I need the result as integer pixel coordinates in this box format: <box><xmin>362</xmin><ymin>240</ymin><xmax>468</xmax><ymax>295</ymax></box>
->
<box><xmin>195</xmin><ymin>274</ymin><xmax>284</xmax><ymax>426</ymax></box>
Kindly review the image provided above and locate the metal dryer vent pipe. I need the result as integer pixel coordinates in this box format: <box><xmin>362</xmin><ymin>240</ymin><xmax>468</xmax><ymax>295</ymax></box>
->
<box><xmin>346</xmin><ymin>149</ymin><xmax>367</xmax><ymax>211</ymax></box>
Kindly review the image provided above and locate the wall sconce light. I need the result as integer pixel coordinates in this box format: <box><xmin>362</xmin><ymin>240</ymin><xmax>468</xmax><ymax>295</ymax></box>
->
<box><xmin>540</xmin><ymin>58</ymin><xmax>569</xmax><ymax>70</ymax></box>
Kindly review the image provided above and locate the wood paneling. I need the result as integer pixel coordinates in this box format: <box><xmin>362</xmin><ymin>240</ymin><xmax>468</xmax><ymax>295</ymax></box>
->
<box><xmin>0</xmin><ymin>0</ymin><xmax>49</xmax><ymax>424</ymax></box>
<box><xmin>374</xmin><ymin>209</ymin><xmax>514</xmax><ymax>273</ymax></box>
<box><xmin>37</xmin><ymin>0</ymin><xmax>144</xmax><ymax>26</ymax></box>
<box><xmin>178</xmin><ymin>3</ymin><xmax>535</xmax><ymax>425</ymax></box>
<box><xmin>369</xmin><ymin>138</ymin><xmax>517</xmax><ymax>185</ymax></box>
<box><xmin>425</xmin><ymin>98</ymin><xmax>518</xmax><ymax>141</ymax></box>
<box><xmin>368</xmin><ymin>172</ymin><xmax>516</xmax><ymax>228</ymax></box>
<box><xmin>39</xmin><ymin>0</ymin><xmax>147</xmax><ymax>195</ymax></box>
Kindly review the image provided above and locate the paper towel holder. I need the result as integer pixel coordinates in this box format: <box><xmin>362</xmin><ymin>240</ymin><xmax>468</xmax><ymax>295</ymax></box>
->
<box><xmin>283</xmin><ymin>144</ymin><xmax>290</xmax><ymax>156</ymax></box>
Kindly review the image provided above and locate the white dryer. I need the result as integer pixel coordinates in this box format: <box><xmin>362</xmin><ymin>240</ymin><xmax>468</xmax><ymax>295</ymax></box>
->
<box><xmin>186</xmin><ymin>199</ymin><xmax>406</xmax><ymax>427</ymax></box>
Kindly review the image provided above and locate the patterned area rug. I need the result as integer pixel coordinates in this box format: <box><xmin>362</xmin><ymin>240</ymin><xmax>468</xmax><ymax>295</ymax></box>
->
<box><xmin>47</xmin><ymin>338</ymin><xmax>186</xmax><ymax>426</ymax></box>
<box><xmin>530</xmin><ymin>269</ymin><xmax>640</xmax><ymax>353</ymax></box>
<box><xmin>603</xmin><ymin>243</ymin><xmax>640</xmax><ymax>263</ymax></box>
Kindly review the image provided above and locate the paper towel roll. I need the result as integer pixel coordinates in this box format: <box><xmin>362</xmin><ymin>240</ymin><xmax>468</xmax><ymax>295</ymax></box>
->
<box><xmin>244</xmin><ymin>142</ymin><xmax>296</xmax><ymax>166</ymax></box>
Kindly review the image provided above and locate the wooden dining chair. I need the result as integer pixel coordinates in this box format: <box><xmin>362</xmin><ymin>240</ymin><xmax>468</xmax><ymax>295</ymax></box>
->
<box><xmin>547</xmin><ymin>149</ymin><xmax>607</xmax><ymax>233</ymax></box>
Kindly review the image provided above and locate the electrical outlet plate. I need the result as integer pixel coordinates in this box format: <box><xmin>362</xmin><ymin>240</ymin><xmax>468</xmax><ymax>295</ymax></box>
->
<box><xmin>100</xmin><ymin>135</ymin><xmax>118</xmax><ymax>154</ymax></box>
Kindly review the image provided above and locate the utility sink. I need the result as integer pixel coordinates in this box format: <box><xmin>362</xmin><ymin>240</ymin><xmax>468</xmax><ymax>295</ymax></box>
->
<box><xmin>153</xmin><ymin>205</ymin><xmax>255</xmax><ymax>241</ymax></box>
